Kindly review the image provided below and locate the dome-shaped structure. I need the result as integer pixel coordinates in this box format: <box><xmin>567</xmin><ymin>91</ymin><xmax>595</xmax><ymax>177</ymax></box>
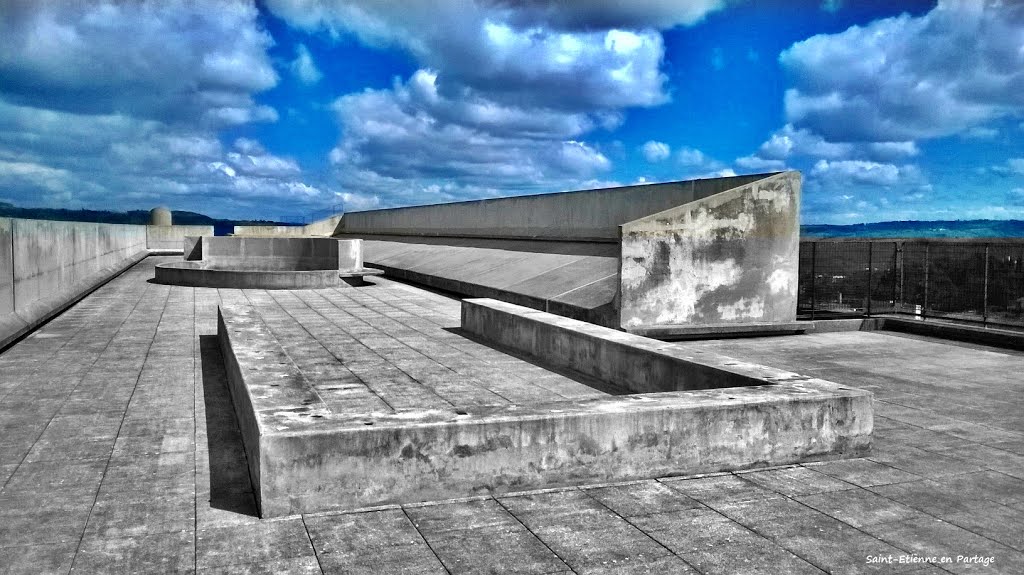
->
<box><xmin>149</xmin><ymin>206</ymin><xmax>172</xmax><ymax>226</ymax></box>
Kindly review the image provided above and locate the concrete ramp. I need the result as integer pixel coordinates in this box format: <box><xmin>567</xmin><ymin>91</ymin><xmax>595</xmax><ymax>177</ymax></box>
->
<box><xmin>335</xmin><ymin>172</ymin><xmax>802</xmax><ymax>335</ymax></box>
<box><xmin>358</xmin><ymin>235</ymin><xmax>621</xmax><ymax>326</ymax></box>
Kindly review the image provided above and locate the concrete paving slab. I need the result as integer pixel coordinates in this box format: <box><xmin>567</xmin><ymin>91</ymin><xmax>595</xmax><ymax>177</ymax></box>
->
<box><xmin>207</xmin><ymin>556</ymin><xmax>322</xmax><ymax>575</ymax></box>
<box><xmin>1</xmin><ymin>257</ymin><xmax>1022</xmax><ymax>573</ymax></box>
<box><xmin>582</xmin><ymin>481</ymin><xmax>704</xmax><ymax>517</ymax></box>
<box><xmin>196</xmin><ymin>518</ymin><xmax>315</xmax><ymax>570</ymax></box>
<box><xmin>796</xmin><ymin>488</ymin><xmax>923</xmax><ymax>528</ymax></box>
<box><xmin>84</xmin><ymin>486</ymin><xmax>196</xmax><ymax>539</ymax></box>
<box><xmin>0</xmin><ymin>541</ymin><xmax>78</xmax><ymax>575</ymax></box>
<box><xmin>659</xmin><ymin>474</ymin><xmax>786</xmax><ymax>505</ymax></box>
<box><xmin>630</xmin><ymin>507</ymin><xmax>823</xmax><ymax>575</ymax></box>
<box><xmin>809</xmin><ymin>458</ymin><xmax>924</xmax><ymax>487</ymax></box>
<box><xmin>71</xmin><ymin>530</ymin><xmax>195</xmax><ymax>574</ymax></box>
<box><xmin>943</xmin><ymin>502</ymin><xmax>1024</xmax><ymax>552</ymax></box>
<box><xmin>861</xmin><ymin>516</ymin><xmax>1024</xmax><ymax>575</ymax></box>
<box><xmin>737</xmin><ymin>464</ymin><xmax>857</xmax><ymax>497</ymax></box>
<box><xmin>316</xmin><ymin>543</ymin><xmax>446</xmax><ymax>575</ymax></box>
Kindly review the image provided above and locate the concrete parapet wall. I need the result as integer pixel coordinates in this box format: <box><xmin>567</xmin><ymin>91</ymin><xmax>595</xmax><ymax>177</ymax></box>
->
<box><xmin>231</xmin><ymin>225</ymin><xmax>309</xmax><ymax>237</ymax></box>
<box><xmin>233</xmin><ymin>214</ymin><xmax>344</xmax><ymax>238</ymax></box>
<box><xmin>0</xmin><ymin>217</ymin><xmax>149</xmax><ymax>349</ymax></box>
<box><xmin>339</xmin><ymin>175</ymin><xmax>767</xmax><ymax>241</ymax></box>
<box><xmin>145</xmin><ymin>224</ymin><xmax>213</xmax><ymax>252</ymax></box>
<box><xmin>619</xmin><ymin>171</ymin><xmax>801</xmax><ymax>330</ymax></box>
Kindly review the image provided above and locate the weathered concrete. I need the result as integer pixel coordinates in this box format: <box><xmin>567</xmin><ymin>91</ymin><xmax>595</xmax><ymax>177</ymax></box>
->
<box><xmin>339</xmin><ymin>174</ymin><xmax>768</xmax><ymax>241</ymax></box>
<box><xmin>144</xmin><ymin>224</ymin><xmax>214</xmax><ymax>252</ymax></box>
<box><xmin>2</xmin><ymin>257</ymin><xmax>1023</xmax><ymax>573</ymax></box>
<box><xmin>0</xmin><ymin>218</ymin><xmax>148</xmax><ymax>349</ymax></box>
<box><xmin>155</xmin><ymin>236</ymin><xmax>381</xmax><ymax>289</ymax></box>
<box><xmin>620</xmin><ymin>171</ymin><xmax>801</xmax><ymax>330</ymax></box>
<box><xmin>220</xmin><ymin>297</ymin><xmax>870</xmax><ymax>517</ymax></box>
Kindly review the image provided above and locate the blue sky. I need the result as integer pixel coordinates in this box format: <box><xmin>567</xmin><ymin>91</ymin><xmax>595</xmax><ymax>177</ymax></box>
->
<box><xmin>0</xmin><ymin>0</ymin><xmax>1022</xmax><ymax>224</ymax></box>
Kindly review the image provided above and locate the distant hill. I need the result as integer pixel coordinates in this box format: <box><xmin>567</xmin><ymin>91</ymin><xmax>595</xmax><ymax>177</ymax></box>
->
<box><xmin>801</xmin><ymin>220</ymin><xmax>1024</xmax><ymax>238</ymax></box>
<box><xmin>0</xmin><ymin>202</ymin><xmax>297</xmax><ymax>236</ymax></box>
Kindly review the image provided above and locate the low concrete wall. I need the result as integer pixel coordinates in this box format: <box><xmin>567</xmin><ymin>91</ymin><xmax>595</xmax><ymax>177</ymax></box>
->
<box><xmin>199</xmin><ymin>236</ymin><xmax>340</xmax><ymax>269</ymax></box>
<box><xmin>219</xmin><ymin>300</ymin><xmax>871</xmax><ymax>516</ymax></box>
<box><xmin>619</xmin><ymin>171</ymin><xmax>801</xmax><ymax>330</ymax></box>
<box><xmin>464</xmin><ymin>298</ymin><xmax>811</xmax><ymax>393</ymax></box>
<box><xmin>0</xmin><ymin>218</ymin><xmax>150</xmax><ymax>349</ymax></box>
<box><xmin>339</xmin><ymin>175</ymin><xmax>768</xmax><ymax>242</ymax></box>
<box><xmin>159</xmin><ymin>237</ymin><xmax>377</xmax><ymax>289</ymax></box>
<box><xmin>233</xmin><ymin>214</ymin><xmax>344</xmax><ymax>238</ymax></box>
<box><xmin>146</xmin><ymin>224</ymin><xmax>214</xmax><ymax>252</ymax></box>
<box><xmin>231</xmin><ymin>225</ymin><xmax>308</xmax><ymax>237</ymax></box>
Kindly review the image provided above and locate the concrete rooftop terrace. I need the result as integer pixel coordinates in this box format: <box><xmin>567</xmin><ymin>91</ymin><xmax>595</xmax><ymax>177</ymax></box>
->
<box><xmin>1</xmin><ymin>256</ymin><xmax>1022</xmax><ymax>574</ymax></box>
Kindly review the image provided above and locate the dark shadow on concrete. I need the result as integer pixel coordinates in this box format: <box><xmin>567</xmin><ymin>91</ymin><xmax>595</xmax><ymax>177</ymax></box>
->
<box><xmin>341</xmin><ymin>276</ymin><xmax>372</xmax><ymax>287</ymax></box>
<box><xmin>198</xmin><ymin>334</ymin><xmax>259</xmax><ymax>517</ymax></box>
<box><xmin>442</xmin><ymin>326</ymin><xmax>631</xmax><ymax>396</ymax></box>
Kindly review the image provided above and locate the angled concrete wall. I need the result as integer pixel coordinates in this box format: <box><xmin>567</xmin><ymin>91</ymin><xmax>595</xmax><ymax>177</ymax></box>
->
<box><xmin>619</xmin><ymin>171</ymin><xmax>801</xmax><ymax>330</ymax></box>
<box><xmin>338</xmin><ymin>175</ymin><xmax>768</xmax><ymax>241</ymax></box>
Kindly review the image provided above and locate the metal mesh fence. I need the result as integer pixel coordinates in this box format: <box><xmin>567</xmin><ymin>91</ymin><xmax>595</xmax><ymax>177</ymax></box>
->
<box><xmin>799</xmin><ymin>239</ymin><xmax>1024</xmax><ymax>329</ymax></box>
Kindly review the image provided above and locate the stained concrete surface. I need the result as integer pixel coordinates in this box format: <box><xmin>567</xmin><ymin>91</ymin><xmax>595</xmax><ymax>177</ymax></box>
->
<box><xmin>1</xmin><ymin>257</ymin><xmax>1022</xmax><ymax>573</ymax></box>
<box><xmin>619</xmin><ymin>171</ymin><xmax>800</xmax><ymax>330</ymax></box>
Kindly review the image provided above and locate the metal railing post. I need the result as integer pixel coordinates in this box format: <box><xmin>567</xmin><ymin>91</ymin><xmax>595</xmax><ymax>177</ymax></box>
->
<box><xmin>891</xmin><ymin>241</ymin><xmax>900</xmax><ymax>314</ymax></box>
<box><xmin>866</xmin><ymin>241</ymin><xmax>873</xmax><ymax>317</ymax></box>
<box><xmin>983</xmin><ymin>243</ymin><xmax>990</xmax><ymax>327</ymax></box>
<box><xmin>923</xmin><ymin>243</ymin><xmax>930</xmax><ymax>320</ymax></box>
<box><xmin>810</xmin><ymin>242</ymin><xmax>817</xmax><ymax>320</ymax></box>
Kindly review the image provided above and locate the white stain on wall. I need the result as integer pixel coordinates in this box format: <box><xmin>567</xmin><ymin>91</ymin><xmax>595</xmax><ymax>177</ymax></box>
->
<box><xmin>716</xmin><ymin>297</ymin><xmax>765</xmax><ymax>321</ymax></box>
<box><xmin>767</xmin><ymin>268</ymin><xmax>795</xmax><ymax>295</ymax></box>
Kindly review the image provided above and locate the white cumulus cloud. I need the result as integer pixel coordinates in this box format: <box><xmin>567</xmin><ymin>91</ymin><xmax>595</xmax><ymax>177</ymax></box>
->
<box><xmin>780</xmin><ymin>0</ymin><xmax>1024</xmax><ymax>142</ymax></box>
<box><xmin>0</xmin><ymin>2</ymin><xmax>333</xmax><ymax>218</ymax></box>
<box><xmin>290</xmin><ymin>44</ymin><xmax>323</xmax><ymax>85</ymax></box>
<box><xmin>263</xmin><ymin>0</ymin><xmax>724</xmax><ymax>207</ymax></box>
<box><xmin>640</xmin><ymin>140</ymin><xmax>670</xmax><ymax>162</ymax></box>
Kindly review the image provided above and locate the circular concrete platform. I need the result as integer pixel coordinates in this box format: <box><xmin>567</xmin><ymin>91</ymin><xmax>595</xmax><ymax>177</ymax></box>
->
<box><xmin>154</xmin><ymin>236</ymin><xmax>384</xmax><ymax>289</ymax></box>
<box><xmin>154</xmin><ymin>260</ymin><xmax>355</xmax><ymax>289</ymax></box>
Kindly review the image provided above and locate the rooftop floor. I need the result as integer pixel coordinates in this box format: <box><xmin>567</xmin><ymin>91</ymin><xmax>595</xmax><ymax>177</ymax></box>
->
<box><xmin>1</xmin><ymin>257</ymin><xmax>1022</xmax><ymax>574</ymax></box>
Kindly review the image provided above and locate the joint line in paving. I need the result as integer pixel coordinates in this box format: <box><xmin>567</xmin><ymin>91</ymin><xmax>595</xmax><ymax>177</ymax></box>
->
<box><xmin>69</xmin><ymin>281</ymin><xmax>173</xmax><ymax>573</ymax></box>
<box><xmin>288</xmin><ymin>289</ymin><xmax>462</xmax><ymax>411</ymax></box>
<box><xmin>578</xmin><ymin>487</ymin><xmax>704</xmax><ymax>574</ymax></box>
<box><xmin>299</xmin><ymin>514</ymin><xmax>327</xmax><ymax>575</ymax></box>
<box><xmin>492</xmin><ymin>495</ymin><xmax>579</xmax><ymax>575</ymax></box>
<box><xmin>399</xmin><ymin>505</ymin><xmax>455</xmax><ymax>575</ymax></box>
<box><xmin>318</xmin><ymin>286</ymin><xmax>574</xmax><ymax>403</ymax></box>
<box><xmin>1</xmin><ymin>263</ymin><xmax>156</xmax><ymax>491</ymax></box>
<box><xmin>242</xmin><ymin>290</ymin><xmax>334</xmax><ymax>410</ymax></box>
<box><xmin>262</xmin><ymin>289</ymin><xmax>397</xmax><ymax>411</ymax></box>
